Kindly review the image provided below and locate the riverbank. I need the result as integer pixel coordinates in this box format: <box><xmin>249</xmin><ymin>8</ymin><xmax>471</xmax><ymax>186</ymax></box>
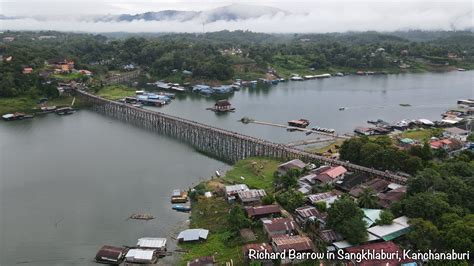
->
<box><xmin>0</xmin><ymin>95</ymin><xmax>85</xmax><ymax>115</ymax></box>
<box><xmin>178</xmin><ymin>157</ymin><xmax>281</xmax><ymax>265</ymax></box>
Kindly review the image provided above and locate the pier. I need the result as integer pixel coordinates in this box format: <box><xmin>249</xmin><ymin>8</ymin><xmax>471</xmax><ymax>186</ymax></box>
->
<box><xmin>75</xmin><ymin>89</ymin><xmax>407</xmax><ymax>184</ymax></box>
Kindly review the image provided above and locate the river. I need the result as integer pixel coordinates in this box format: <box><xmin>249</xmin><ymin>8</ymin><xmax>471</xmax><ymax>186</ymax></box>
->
<box><xmin>155</xmin><ymin>71</ymin><xmax>473</xmax><ymax>144</ymax></box>
<box><xmin>0</xmin><ymin>71</ymin><xmax>472</xmax><ymax>265</ymax></box>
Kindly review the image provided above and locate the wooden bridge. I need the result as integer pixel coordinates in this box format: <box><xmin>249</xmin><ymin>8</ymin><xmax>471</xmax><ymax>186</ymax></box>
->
<box><xmin>75</xmin><ymin>89</ymin><xmax>407</xmax><ymax>184</ymax></box>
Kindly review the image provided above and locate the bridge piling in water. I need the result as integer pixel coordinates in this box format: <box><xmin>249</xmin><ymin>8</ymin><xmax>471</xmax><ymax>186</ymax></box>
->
<box><xmin>76</xmin><ymin>90</ymin><xmax>407</xmax><ymax>185</ymax></box>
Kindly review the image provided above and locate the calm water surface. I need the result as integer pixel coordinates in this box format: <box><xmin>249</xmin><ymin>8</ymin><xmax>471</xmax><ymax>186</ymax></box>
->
<box><xmin>155</xmin><ymin>71</ymin><xmax>473</xmax><ymax>143</ymax></box>
<box><xmin>0</xmin><ymin>112</ymin><xmax>229</xmax><ymax>265</ymax></box>
<box><xmin>0</xmin><ymin>71</ymin><xmax>473</xmax><ymax>265</ymax></box>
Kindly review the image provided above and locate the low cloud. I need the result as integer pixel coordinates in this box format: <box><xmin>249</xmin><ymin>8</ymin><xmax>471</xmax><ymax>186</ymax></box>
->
<box><xmin>0</xmin><ymin>2</ymin><xmax>472</xmax><ymax>33</ymax></box>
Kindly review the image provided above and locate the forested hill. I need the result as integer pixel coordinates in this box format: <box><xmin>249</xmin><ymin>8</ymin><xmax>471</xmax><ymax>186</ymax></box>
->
<box><xmin>1</xmin><ymin>30</ymin><xmax>474</xmax><ymax>97</ymax></box>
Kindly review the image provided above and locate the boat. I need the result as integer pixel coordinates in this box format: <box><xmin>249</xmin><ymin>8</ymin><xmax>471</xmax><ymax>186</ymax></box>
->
<box><xmin>290</xmin><ymin>76</ymin><xmax>304</xmax><ymax>81</ymax></box>
<box><xmin>171</xmin><ymin>189</ymin><xmax>188</xmax><ymax>203</ymax></box>
<box><xmin>129</xmin><ymin>213</ymin><xmax>155</xmax><ymax>220</ymax></box>
<box><xmin>2</xmin><ymin>112</ymin><xmax>33</xmax><ymax>121</ymax></box>
<box><xmin>55</xmin><ymin>107</ymin><xmax>76</xmax><ymax>115</ymax></box>
<box><xmin>399</xmin><ymin>103</ymin><xmax>411</xmax><ymax>107</ymax></box>
<box><xmin>40</xmin><ymin>106</ymin><xmax>57</xmax><ymax>113</ymax></box>
<box><xmin>339</xmin><ymin>107</ymin><xmax>346</xmax><ymax>111</ymax></box>
<box><xmin>288</xmin><ymin>119</ymin><xmax>310</xmax><ymax>128</ymax></box>
<box><xmin>172</xmin><ymin>204</ymin><xmax>191</xmax><ymax>212</ymax></box>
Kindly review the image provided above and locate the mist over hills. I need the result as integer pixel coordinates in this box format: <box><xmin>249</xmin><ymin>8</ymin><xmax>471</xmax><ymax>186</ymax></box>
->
<box><xmin>0</xmin><ymin>3</ymin><xmax>472</xmax><ymax>33</ymax></box>
<box><xmin>96</xmin><ymin>4</ymin><xmax>288</xmax><ymax>23</ymax></box>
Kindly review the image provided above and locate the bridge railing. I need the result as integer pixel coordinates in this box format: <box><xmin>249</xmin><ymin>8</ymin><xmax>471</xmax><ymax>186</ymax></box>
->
<box><xmin>75</xmin><ymin>89</ymin><xmax>407</xmax><ymax>184</ymax></box>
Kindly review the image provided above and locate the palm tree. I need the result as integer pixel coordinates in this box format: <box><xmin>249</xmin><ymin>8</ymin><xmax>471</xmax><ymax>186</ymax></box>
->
<box><xmin>358</xmin><ymin>187</ymin><xmax>378</xmax><ymax>208</ymax></box>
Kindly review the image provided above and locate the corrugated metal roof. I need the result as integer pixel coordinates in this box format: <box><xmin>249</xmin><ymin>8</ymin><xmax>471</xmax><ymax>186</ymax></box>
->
<box><xmin>272</xmin><ymin>235</ymin><xmax>314</xmax><ymax>252</ymax></box>
<box><xmin>225</xmin><ymin>184</ymin><xmax>249</xmax><ymax>194</ymax></box>
<box><xmin>246</xmin><ymin>205</ymin><xmax>281</xmax><ymax>217</ymax></box>
<box><xmin>238</xmin><ymin>189</ymin><xmax>266</xmax><ymax>201</ymax></box>
<box><xmin>177</xmin><ymin>229</ymin><xmax>209</xmax><ymax>242</ymax></box>
<box><xmin>125</xmin><ymin>249</ymin><xmax>154</xmax><ymax>260</ymax></box>
<box><xmin>137</xmin><ymin>237</ymin><xmax>167</xmax><ymax>248</ymax></box>
<box><xmin>367</xmin><ymin>216</ymin><xmax>410</xmax><ymax>240</ymax></box>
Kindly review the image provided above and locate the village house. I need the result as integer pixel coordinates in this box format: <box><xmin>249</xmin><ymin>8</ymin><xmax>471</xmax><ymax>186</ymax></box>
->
<box><xmin>262</xmin><ymin>218</ymin><xmax>298</xmax><ymax>240</ymax></box>
<box><xmin>177</xmin><ymin>229</ymin><xmax>209</xmax><ymax>243</ymax></box>
<box><xmin>430</xmin><ymin>138</ymin><xmax>463</xmax><ymax>151</ymax></box>
<box><xmin>272</xmin><ymin>235</ymin><xmax>315</xmax><ymax>255</ymax></box>
<box><xmin>318</xmin><ymin>229</ymin><xmax>344</xmax><ymax>244</ymax></box>
<box><xmin>136</xmin><ymin>237</ymin><xmax>167</xmax><ymax>252</ymax></box>
<box><xmin>225</xmin><ymin>184</ymin><xmax>249</xmax><ymax>201</ymax></box>
<box><xmin>362</xmin><ymin>208</ymin><xmax>383</xmax><ymax>227</ymax></box>
<box><xmin>307</xmin><ymin>191</ymin><xmax>342</xmax><ymax>207</ymax></box>
<box><xmin>277</xmin><ymin>159</ymin><xmax>306</xmax><ymax>176</ymax></box>
<box><xmin>213</xmin><ymin>100</ymin><xmax>233</xmax><ymax>112</ymax></box>
<box><xmin>378</xmin><ymin>186</ymin><xmax>407</xmax><ymax>208</ymax></box>
<box><xmin>443</xmin><ymin>127</ymin><xmax>470</xmax><ymax>141</ymax></box>
<box><xmin>335</xmin><ymin>172</ymin><xmax>370</xmax><ymax>192</ymax></box>
<box><xmin>48</xmin><ymin>58</ymin><xmax>75</xmax><ymax>73</ymax></box>
<box><xmin>22</xmin><ymin>67</ymin><xmax>33</xmax><ymax>74</ymax></box>
<box><xmin>313</xmin><ymin>166</ymin><xmax>347</xmax><ymax>184</ymax></box>
<box><xmin>95</xmin><ymin>245</ymin><xmax>128</xmax><ymax>264</ymax></box>
<box><xmin>246</xmin><ymin>205</ymin><xmax>281</xmax><ymax>219</ymax></box>
<box><xmin>349</xmin><ymin>178</ymin><xmax>390</xmax><ymax>198</ymax></box>
<box><xmin>294</xmin><ymin>205</ymin><xmax>324</xmax><ymax>227</ymax></box>
<box><xmin>125</xmin><ymin>249</ymin><xmax>157</xmax><ymax>264</ymax></box>
<box><xmin>367</xmin><ymin>216</ymin><xmax>411</xmax><ymax>241</ymax></box>
<box><xmin>237</xmin><ymin>189</ymin><xmax>267</xmax><ymax>205</ymax></box>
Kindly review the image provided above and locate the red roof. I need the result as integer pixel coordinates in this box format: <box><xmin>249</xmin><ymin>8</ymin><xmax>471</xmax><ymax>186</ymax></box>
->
<box><xmin>345</xmin><ymin>241</ymin><xmax>413</xmax><ymax>265</ymax></box>
<box><xmin>430</xmin><ymin>139</ymin><xmax>453</xmax><ymax>149</ymax></box>
<box><xmin>321</xmin><ymin>166</ymin><xmax>347</xmax><ymax>179</ymax></box>
<box><xmin>246</xmin><ymin>205</ymin><xmax>281</xmax><ymax>218</ymax></box>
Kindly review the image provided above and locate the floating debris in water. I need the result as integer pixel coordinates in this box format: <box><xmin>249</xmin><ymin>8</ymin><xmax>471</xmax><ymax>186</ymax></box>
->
<box><xmin>129</xmin><ymin>213</ymin><xmax>155</xmax><ymax>220</ymax></box>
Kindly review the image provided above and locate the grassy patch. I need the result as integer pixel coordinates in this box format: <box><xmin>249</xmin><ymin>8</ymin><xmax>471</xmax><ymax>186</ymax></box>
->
<box><xmin>0</xmin><ymin>96</ymin><xmax>36</xmax><ymax>115</ymax></box>
<box><xmin>51</xmin><ymin>72</ymin><xmax>84</xmax><ymax>81</ymax></box>
<box><xmin>96</xmin><ymin>85</ymin><xmax>136</xmax><ymax>100</ymax></box>
<box><xmin>179</xmin><ymin>233</ymin><xmax>242</xmax><ymax>266</ymax></box>
<box><xmin>400</xmin><ymin>128</ymin><xmax>443</xmax><ymax>142</ymax></box>
<box><xmin>223</xmin><ymin>157</ymin><xmax>281</xmax><ymax>192</ymax></box>
<box><xmin>179</xmin><ymin>197</ymin><xmax>242</xmax><ymax>265</ymax></box>
<box><xmin>0</xmin><ymin>95</ymin><xmax>83</xmax><ymax>115</ymax></box>
<box><xmin>307</xmin><ymin>139</ymin><xmax>345</xmax><ymax>154</ymax></box>
<box><xmin>189</xmin><ymin>197</ymin><xmax>232</xmax><ymax>232</ymax></box>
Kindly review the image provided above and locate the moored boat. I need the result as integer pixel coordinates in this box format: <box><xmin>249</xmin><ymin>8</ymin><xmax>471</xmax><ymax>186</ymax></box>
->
<box><xmin>55</xmin><ymin>107</ymin><xmax>76</xmax><ymax>115</ymax></box>
<box><xmin>172</xmin><ymin>204</ymin><xmax>191</xmax><ymax>212</ymax></box>
<box><xmin>171</xmin><ymin>189</ymin><xmax>188</xmax><ymax>203</ymax></box>
<box><xmin>2</xmin><ymin>112</ymin><xmax>33</xmax><ymax>121</ymax></box>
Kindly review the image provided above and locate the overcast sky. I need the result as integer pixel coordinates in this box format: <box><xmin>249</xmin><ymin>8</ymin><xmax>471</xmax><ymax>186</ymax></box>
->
<box><xmin>0</xmin><ymin>0</ymin><xmax>473</xmax><ymax>32</ymax></box>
